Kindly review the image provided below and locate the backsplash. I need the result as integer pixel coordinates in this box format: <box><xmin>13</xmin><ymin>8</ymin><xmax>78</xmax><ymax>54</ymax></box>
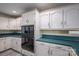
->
<box><xmin>69</xmin><ymin>31</ymin><xmax>79</xmax><ymax>34</ymax></box>
<box><xmin>40</xmin><ymin>30</ymin><xmax>69</xmax><ymax>35</ymax></box>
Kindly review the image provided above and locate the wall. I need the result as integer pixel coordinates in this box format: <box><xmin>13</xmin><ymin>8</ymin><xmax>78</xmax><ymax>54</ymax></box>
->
<box><xmin>69</xmin><ymin>31</ymin><xmax>79</xmax><ymax>34</ymax></box>
<box><xmin>40</xmin><ymin>30</ymin><xmax>69</xmax><ymax>35</ymax></box>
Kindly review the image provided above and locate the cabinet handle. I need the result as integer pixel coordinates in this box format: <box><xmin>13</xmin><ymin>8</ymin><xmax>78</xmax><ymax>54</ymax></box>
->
<box><xmin>56</xmin><ymin>46</ymin><xmax>62</xmax><ymax>49</ymax></box>
<box><xmin>16</xmin><ymin>42</ymin><xmax>17</xmax><ymax>44</ymax></box>
<box><xmin>50</xmin><ymin>48</ymin><xmax>53</xmax><ymax>55</ymax></box>
<box><xmin>48</xmin><ymin>48</ymin><xmax>50</xmax><ymax>55</ymax></box>
<box><xmin>64</xmin><ymin>20</ymin><xmax>67</xmax><ymax>25</ymax></box>
<box><xmin>61</xmin><ymin>21</ymin><xmax>63</xmax><ymax>25</ymax></box>
<box><xmin>48</xmin><ymin>22</ymin><xmax>50</xmax><ymax>28</ymax></box>
<box><xmin>40</xmin><ymin>43</ymin><xmax>45</xmax><ymax>45</ymax></box>
<box><xmin>26</xmin><ymin>19</ymin><xmax>29</xmax><ymax>23</ymax></box>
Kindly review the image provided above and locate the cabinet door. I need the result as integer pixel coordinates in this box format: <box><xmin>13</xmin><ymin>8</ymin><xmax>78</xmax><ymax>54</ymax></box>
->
<box><xmin>12</xmin><ymin>38</ymin><xmax>22</xmax><ymax>52</ymax></box>
<box><xmin>9</xmin><ymin>18</ymin><xmax>16</xmax><ymax>30</ymax></box>
<box><xmin>64</xmin><ymin>6</ymin><xmax>79</xmax><ymax>28</ymax></box>
<box><xmin>0</xmin><ymin>17</ymin><xmax>9</xmax><ymax>30</ymax></box>
<box><xmin>5</xmin><ymin>37</ymin><xmax>12</xmax><ymax>49</ymax></box>
<box><xmin>0</xmin><ymin>38</ymin><xmax>5</xmax><ymax>52</ymax></box>
<box><xmin>21</xmin><ymin>14</ymin><xmax>29</xmax><ymax>26</ymax></box>
<box><xmin>50</xmin><ymin>46</ymin><xmax>69</xmax><ymax>56</ymax></box>
<box><xmin>21</xmin><ymin>10</ymin><xmax>35</xmax><ymax>26</ymax></box>
<box><xmin>16</xmin><ymin>17</ymin><xmax>21</xmax><ymax>30</ymax></box>
<box><xmin>40</xmin><ymin>11</ymin><xmax>50</xmax><ymax>29</ymax></box>
<box><xmin>27</xmin><ymin>11</ymin><xmax>35</xmax><ymax>25</ymax></box>
<box><xmin>11</xmin><ymin>38</ymin><xmax>16</xmax><ymax>49</ymax></box>
<box><xmin>15</xmin><ymin>38</ymin><xmax>22</xmax><ymax>52</ymax></box>
<box><xmin>35</xmin><ymin>41</ymin><xmax>49</xmax><ymax>56</ymax></box>
<box><xmin>50</xmin><ymin>9</ymin><xmax>63</xmax><ymax>29</ymax></box>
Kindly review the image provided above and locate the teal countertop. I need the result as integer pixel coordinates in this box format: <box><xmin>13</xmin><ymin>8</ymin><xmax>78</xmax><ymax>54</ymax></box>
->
<box><xmin>0</xmin><ymin>33</ymin><xmax>21</xmax><ymax>38</ymax></box>
<box><xmin>37</xmin><ymin>35</ymin><xmax>79</xmax><ymax>56</ymax></box>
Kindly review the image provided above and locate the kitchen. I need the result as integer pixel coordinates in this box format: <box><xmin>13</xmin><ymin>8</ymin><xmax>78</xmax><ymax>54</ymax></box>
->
<box><xmin>0</xmin><ymin>3</ymin><xmax>79</xmax><ymax>56</ymax></box>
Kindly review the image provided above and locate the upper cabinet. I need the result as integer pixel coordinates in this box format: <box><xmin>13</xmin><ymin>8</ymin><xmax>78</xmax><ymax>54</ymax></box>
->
<box><xmin>21</xmin><ymin>10</ymin><xmax>35</xmax><ymax>26</ymax></box>
<box><xmin>9</xmin><ymin>18</ymin><xmax>16</xmax><ymax>30</ymax></box>
<box><xmin>40</xmin><ymin>11</ymin><xmax>50</xmax><ymax>29</ymax></box>
<box><xmin>40</xmin><ymin>4</ymin><xmax>79</xmax><ymax>30</ymax></box>
<box><xmin>50</xmin><ymin>8</ymin><xmax>63</xmax><ymax>29</ymax></box>
<box><xmin>40</xmin><ymin>8</ymin><xmax>63</xmax><ymax>30</ymax></box>
<box><xmin>63</xmin><ymin>5</ymin><xmax>79</xmax><ymax>29</ymax></box>
<box><xmin>8</xmin><ymin>17</ymin><xmax>21</xmax><ymax>30</ymax></box>
<box><xmin>0</xmin><ymin>16</ymin><xmax>9</xmax><ymax>30</ymax></box>
<box><xmin>0</xmin><ymin>16</ymin><xmax>21</xmax><ymax>30</ymax></box>
<box><xmin>16</xmin><ymin>17</ymin><xmax>21</xmax><ymax>30</ymax></box>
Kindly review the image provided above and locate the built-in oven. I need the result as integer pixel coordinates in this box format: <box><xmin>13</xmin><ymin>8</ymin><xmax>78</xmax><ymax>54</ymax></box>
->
<box><xmin>21</xmin><ymin>25</ymin><xmax>34</xmax><ymax>52</ymax></box>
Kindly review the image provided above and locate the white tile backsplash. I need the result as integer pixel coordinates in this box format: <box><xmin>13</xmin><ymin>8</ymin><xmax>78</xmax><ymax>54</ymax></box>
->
<box><xmin>69</xmin><ymin>31</ymin><xmax>79</xmax><ymax>34</ymax></box>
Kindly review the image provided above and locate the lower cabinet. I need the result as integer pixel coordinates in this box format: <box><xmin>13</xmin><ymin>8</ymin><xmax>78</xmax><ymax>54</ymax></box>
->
<box><xmin>50</xmin><ymin>46</ymin><xmax>69</xmax><ymax>56</ymax></box>
<box><xmin>35</xmin><ymin>41</ymin><xmax>49</xmax><ymax>56</ymax></box>
<box><xmin>35</xmin><ymin>41</ymin><xmax>75</xmax><ymax>56</ymax></box>
<box><xmin>0</xmin><ymin>37</ymin><xmax>77</xmax><ymax>56</ymax></box>
<box><xmin>5</xmin><ymin>37</ymin><xmax>12</xmax><ymax>49</ymax></box>
<box><xmin>0</xmin><ymin>38</ymin><xmax>6</xmax><ymax>52</ymax></box>
<box><xmin>12</xmin><ymin>38</ymin><xmax>22</xmax><ymax>53</ymax></box>
<box><xmin>0</xmin><ymin>37</ymin><xmax>22</xmax><ymax>53</ymax></box>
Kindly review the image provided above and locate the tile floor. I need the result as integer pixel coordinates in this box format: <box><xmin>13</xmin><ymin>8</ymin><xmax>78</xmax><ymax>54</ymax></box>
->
<box><xmin>0</xmin><ymin>49</ymin><xmax>23</xmax><ymax>56</ymax></box>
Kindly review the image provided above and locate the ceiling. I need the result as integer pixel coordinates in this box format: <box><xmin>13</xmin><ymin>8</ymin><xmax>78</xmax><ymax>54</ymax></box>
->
<box><xmin>0</xmin><ymin>3</ymin><xmax>75</xmax><ymax>17</ymax></box>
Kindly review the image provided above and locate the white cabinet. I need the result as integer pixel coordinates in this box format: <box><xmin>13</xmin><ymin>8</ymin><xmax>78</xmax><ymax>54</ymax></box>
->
<box><xmin>50</xmin><ymin>9</ymin><xmax>63</xmax><ymax>29</ymax></box>
<box><xmin>35</xmin><ymin>41</ymin><xmax>49</xmax><ymax>56</ymax></box>
<box><xmin>0</xmin><ymin>17</ymin><xmax>9</xmax><ymax>30</ymax></box>
<box><xmin>0</xmin><ymin>38</ymin><xmax>6</xmax><ymax>52</ymax></box>
<box><xmin>40</xmin><ymin>4</ymin><xmax>79</xmax><ymax>30</ymax></box>
<box><xmin>0</xmin><ymin>37</ymin><xmax>22</xmax><ymax>53</ymax></box>
<box><xmin>15</xmin><ymin>38</ymin><xmax>22</xmax><ymax>52</ymax></box>
<box><xmin>50</xmin><ymin>46</ymin><xmax>69</xmax><ymax>56</ymax></box>
<box><xmin>0</xmin><ymin>37</ymin><xmax>12</xmax><ymax>52</ymax></box>
<box><xmin>21</xmin><ymin>14</ymin><xmax>28</xmax><ymax>25</ymax></box>
<box><xmin>35</xmin><ymin>41</ymin><xmax>72</xmax><ymax>56</ymax></box>
<box><xmin>64</xmin><ymin>5</ymin><xmax>79</xmax><ymax>29</ymax></box>
<box><xmin>16</xmin><ymin>17</ymin><xmax>21</xmax><ymax>30</ymax></box>
<box><xmin>9</xmin><ymin>18</ymin><xmax>16</xmax><ymax>30</ymax></box>
<box><xmin>40</xmin><ymin>9</ymin><xmax>63</xmax><ymax>29</ymax></box>
<box><xmin>40</xmin><ymin>11</ymin><xmax>50</xmax><ymax>29</ymax></box>
<box><xmin>12</xmin><ymin>38</ymin><xmax>22</xmax><ymax>52</ymax></box>
<box><xmin>5</xmin><ymin>37</ymin><xmax>12</xmax><ymax>49</ymax></box>
<box><xmin>9</xmin><ymin>17</ymin><xmax>21</xmax><ymax>30</ymax></box>
<box><xmin>0</xmin><ymin>16</ymin><xmax>21</xmax><ymax>30</ymax></box>
<box><xmin>21</xmin><ymin>10</ymin><xmax>35</xmax><ymax>26</ymax></box>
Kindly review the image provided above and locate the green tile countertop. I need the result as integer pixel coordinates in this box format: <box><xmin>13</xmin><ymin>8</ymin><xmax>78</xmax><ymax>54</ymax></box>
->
<box><xmin>0</xmin><ymin>33</ymin><xmax>21</xmax><ymax>38</ymax></box>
